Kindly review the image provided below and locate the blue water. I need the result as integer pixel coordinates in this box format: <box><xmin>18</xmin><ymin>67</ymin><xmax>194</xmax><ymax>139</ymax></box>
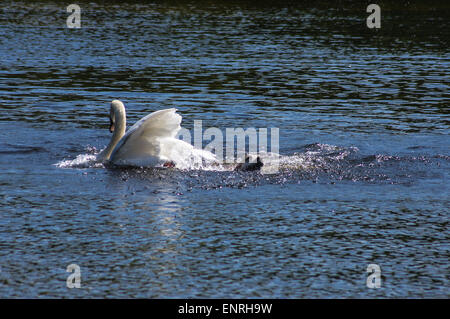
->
<box><xmin>0</xmin><ymin>1</ymin><xmax>449</xmax><ymax>298</ymax></box>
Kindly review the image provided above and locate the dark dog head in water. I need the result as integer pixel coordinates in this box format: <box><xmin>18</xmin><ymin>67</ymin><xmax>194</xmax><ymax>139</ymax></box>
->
<box><xmin>235</xmin><ymin>155</ymin><xmax>264</xmax><ymax>171</ymax></box>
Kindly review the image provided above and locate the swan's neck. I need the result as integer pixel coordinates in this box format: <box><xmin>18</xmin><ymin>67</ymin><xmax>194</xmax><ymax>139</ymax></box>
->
<box><xmin>98</xmin><ymin>107</ymin><xmax>126</xmax><ymax>161</ymax></box>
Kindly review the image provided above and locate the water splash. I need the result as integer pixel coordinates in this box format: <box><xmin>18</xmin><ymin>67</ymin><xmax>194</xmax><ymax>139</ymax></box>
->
<box><xmin>55</xmin><ymin>153</ymin><xmax>101</xmax><ymax>168</ymax></box>
<box><xmin>55</xmin><ymin>143</ymin><xmax>355</xmax><ymax>173</ymax></box>
<box><xmin>55</xmin><ymin>142</ymin><xmax>448</xmax><ymax>190</ymax></box>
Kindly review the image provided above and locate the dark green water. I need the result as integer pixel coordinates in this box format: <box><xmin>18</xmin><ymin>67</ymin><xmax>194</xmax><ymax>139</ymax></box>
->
<box><xmin>0</xmin><ymin>1</ymin><xmax>448</xmax><ymax>297</ymax></box>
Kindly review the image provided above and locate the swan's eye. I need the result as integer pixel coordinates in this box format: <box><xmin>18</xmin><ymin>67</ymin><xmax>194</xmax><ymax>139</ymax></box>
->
<box><xmin>109</xmin><ymin>117</ymin><xmax>115</xmax><ymax>133</ymax></box>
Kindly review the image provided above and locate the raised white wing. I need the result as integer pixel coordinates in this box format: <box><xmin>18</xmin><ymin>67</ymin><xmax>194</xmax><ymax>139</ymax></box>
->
<box><xmin>110</xmin><ymin>108</ymin><xmax>182</xmax><ymax>165</ymax></box>
<box><xmin>128</xmin><ymin>108</ymin><xmax>181</xmax><ymax>139</ymax></box>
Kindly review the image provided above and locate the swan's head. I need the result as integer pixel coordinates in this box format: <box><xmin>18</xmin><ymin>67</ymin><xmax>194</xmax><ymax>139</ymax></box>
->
<box><xmin>109</xmin><ymin>100</ymin><xmax>125</xmax><ymax>133</ymax></box>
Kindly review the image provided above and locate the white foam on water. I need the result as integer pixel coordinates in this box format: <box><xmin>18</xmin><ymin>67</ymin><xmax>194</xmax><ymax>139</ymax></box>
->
<box><xmin>55</xmin><ymin>143</ymin><xmax>355</xmax><ymax>172</ymax></box>
<box><xmin>54</xmin><ymin>153</ymin><xmax>101</xmax><ymax>168</ymax></box>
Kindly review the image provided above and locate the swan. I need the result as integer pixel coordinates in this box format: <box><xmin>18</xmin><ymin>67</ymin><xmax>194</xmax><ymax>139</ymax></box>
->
<box><xmin>96</xmin><ymin>100</ymin><xmax>217</xmax><ymax>168</ymax></box>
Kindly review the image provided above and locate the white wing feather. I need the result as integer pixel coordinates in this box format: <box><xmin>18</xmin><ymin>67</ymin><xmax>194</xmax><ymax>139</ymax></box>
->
<box><xmin>110</xmin><ymin>108</ymin><xmax>182</xmax><ymax>166</ymax></box>
<box><xmin>110</xmin><ymin>107</ymin><xmax>218</xmax><ymax>168</ymax></box>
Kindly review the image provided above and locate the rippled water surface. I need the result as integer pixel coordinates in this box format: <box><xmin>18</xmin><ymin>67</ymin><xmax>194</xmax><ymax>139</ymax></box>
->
<box><xmin>0</xmin><ymin>1</ymin><xmax>449</xmax><ymax>298</ymax></box>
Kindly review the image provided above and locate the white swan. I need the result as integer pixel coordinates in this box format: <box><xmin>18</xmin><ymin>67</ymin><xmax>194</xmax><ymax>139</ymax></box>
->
<box><xmin>97</xmin><ymin>100</ymin><xmax>217</xmax><ymax>168</ymax></box>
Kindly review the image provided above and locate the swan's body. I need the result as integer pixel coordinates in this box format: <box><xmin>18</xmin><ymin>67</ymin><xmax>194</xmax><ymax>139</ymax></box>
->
<box><xmin>97</xmin><ymin>100</ymin><xmax>217</xmax><ymax>168</ymax></box>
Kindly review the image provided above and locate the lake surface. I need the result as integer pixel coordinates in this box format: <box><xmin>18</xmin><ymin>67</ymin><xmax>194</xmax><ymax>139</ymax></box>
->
<box><xmin>0</xmin><ymin>1</ymin><xmax>448</xmax><ymax>298</ymax></box>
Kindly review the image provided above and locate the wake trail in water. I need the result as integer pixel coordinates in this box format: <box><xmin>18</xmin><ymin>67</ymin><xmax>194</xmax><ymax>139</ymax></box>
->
<box><xmin>54</xmin><ymin>143</ymin><xmax>357</xmax><ymax>173</ymax></box>
<box><xmin>0</xmin><ymin>143</ymin><xmax>47</xmax><ymax>155</ymax></box>
<box><xmin>55</xmin><ymin>142</ymin><xmax>449</xmax><ymax>189</ymax></box>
